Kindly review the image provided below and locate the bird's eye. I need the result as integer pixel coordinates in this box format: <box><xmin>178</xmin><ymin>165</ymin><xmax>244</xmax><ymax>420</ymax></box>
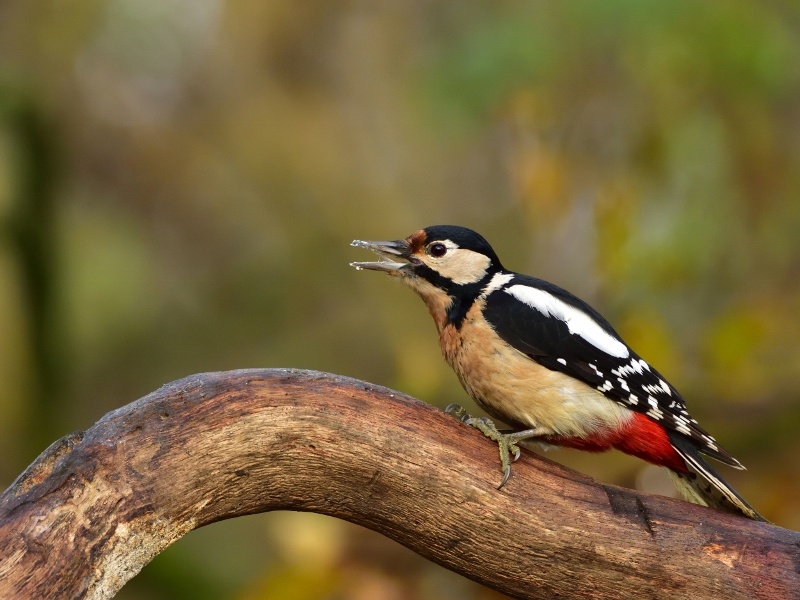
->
<box><xmin>429</xmin><ymin>243</ymin><xmax>447</xmax><ymax>257</ymax></box>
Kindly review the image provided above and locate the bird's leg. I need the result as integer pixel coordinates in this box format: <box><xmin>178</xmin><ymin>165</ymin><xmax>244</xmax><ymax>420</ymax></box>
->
<box><xmin>444</xmin><ymin>404</ymin><xmax>544</xmax><ymax>489</ymax></box>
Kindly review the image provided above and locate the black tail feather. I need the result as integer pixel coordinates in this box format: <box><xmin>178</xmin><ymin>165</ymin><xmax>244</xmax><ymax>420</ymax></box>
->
<box><xmin>667</xmin><ymin>432</ymin><xmax>768</xmax><ymax>522</ymax></box>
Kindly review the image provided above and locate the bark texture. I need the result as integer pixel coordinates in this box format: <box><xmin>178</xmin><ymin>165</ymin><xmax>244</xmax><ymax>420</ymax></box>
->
<box><xmin>0</xmin><ymin>369</ymin><xmax>798</xmax><ymax>599</ymax></box>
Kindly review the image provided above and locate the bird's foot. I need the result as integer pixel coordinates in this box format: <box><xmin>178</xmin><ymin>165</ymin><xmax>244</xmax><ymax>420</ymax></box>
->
<box><xmin>444</xmin><ymin>404</ymin><xmax>542</xmax><ymax>489</ymax></box>
<box><xmin>444</xmin><ymin>403</ymin><xmax>471</xmax><ymax>423</ymax></box>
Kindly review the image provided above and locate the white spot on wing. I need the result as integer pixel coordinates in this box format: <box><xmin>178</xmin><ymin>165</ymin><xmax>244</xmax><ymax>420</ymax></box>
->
<box><xmin>506</xmin><ymin>285</ymin><xmax>630</xmax><ymax>358</ymax></box>
<box><xmin>597</xmin><ymin>380</ymin><xmax>613</xmax><ymax>392</ymax></box>
<box><xmin>479</xmin><ymin>272</ymin><xmax>514</xmax><ymax>299</ymax></box>
<box><xmin>557</xmin><ymin>358</ymin><xmax>566</xmax><ymax>366</ymax></box>
<box><xmin>702</xmin><ymin>434</ymin><xmax>719</xmax><ymax>451</ymax></box>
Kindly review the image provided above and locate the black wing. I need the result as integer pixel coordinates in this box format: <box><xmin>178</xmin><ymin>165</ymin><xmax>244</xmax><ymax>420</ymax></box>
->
<box><xmin>482</xmin><ymin>275</ymin><xmax>741</xmax><ymax>468</ymax></box>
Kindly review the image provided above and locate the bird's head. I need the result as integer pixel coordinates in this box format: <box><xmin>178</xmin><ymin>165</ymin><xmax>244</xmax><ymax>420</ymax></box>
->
<box><xmin>351</xmin><ymin>225</ymin><xmax>503</xmax><ymax>300</ymax></box>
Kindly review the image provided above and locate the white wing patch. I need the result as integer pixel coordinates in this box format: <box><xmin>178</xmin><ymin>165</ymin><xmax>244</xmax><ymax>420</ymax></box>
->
<box><xmin>479</xmin><ymin>272</ymin><xmax>514</xmax><ymax>299</ymax></box>
<box><xmin>505</xmin><ymin>285</ymin><xmax>630</xmax><ymax>358</ymax></box>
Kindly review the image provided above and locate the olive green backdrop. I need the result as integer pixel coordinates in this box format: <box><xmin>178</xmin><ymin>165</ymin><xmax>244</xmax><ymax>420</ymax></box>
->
<box><xmin>1</xmin><ymin>1</ymin><xmax>799</xmax><ymax>598</ymax></box>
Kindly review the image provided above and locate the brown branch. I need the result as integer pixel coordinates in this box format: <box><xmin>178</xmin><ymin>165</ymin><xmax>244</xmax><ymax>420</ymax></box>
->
<box><xmin>0</xmin><ymin>369</ymin><xmax>798</xmax><ymax>599</ymax></box>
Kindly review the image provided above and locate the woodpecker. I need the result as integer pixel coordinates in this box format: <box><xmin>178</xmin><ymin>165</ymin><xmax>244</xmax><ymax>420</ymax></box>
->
<box><xmin>351</xmin><ymin>225</ymin><xmax>766</xmax><ymax>521</ymax></box>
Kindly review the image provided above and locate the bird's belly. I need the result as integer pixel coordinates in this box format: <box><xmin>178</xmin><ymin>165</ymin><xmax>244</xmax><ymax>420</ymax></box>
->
<box><xmin>440</xmin><ymin>314</ymin><xmax>632</xmax><ymax>439</ymax></box>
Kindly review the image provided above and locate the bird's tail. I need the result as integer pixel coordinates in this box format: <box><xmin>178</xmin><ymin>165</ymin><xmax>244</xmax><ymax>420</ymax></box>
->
<box><xmin>667</xmin><ymin>434</ymin><xmax>768</xmax><ymax>522</ymax></box>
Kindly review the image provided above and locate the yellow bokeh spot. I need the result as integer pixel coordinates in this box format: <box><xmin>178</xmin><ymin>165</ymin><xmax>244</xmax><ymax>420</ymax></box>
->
<box><xmin>617</xmin><ymin>308</ymin><xmax>680</xmax><ymax>380</ymax></box>
<box><xmin>267</xmin><ymin>512</ymin><xmax>345</xmax><ymax>570</ymax></box>
<box><xmin>702</xmin><ymin>306</ymin><xmax>767</xmax><ymax>402</ymax></box>
<box><xmin>514</xmin><ymin>145</ymin><xmax>572</xmax><ymax>224</ymax></box>
<box><xmin>594</xmin><ymin>176</ymin><xmax>640</xmax><ymax>283</ymax></box>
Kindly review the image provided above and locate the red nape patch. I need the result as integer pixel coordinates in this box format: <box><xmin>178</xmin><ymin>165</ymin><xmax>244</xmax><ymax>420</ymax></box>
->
<box><xmin>546</xmin><ymin>412</ymin><xmax>688</xmax><ymax>473</ymax></box>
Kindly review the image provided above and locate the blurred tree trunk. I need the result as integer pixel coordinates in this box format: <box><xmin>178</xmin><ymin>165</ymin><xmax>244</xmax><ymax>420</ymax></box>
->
<box><xmin>0</xmin><ymin>369</ymin><xmax>798</xmax><ymax>600</ymax></box>
<box><xmin>0</xmin><ymin>88</ymin><xmax>60</xmax><ymax>458</ymax></box>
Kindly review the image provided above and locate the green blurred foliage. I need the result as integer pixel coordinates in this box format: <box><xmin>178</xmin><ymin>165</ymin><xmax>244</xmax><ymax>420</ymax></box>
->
<box><xmin>2</xmin><ymin>0</ymin><xmax>800</xmax><ymax>597</ymax></box>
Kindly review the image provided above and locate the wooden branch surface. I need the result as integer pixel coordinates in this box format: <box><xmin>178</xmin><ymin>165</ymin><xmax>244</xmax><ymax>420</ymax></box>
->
<box><xmin>0</xmin><ymin>369</ymin><xmax>798</xmax><ymax>599</ymax></box>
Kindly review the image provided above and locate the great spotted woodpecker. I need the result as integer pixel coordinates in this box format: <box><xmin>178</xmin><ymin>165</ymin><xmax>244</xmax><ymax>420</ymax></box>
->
<box><xmin>351</xmin><ymin>225</ymin><xmax>766</xmax><ymax>521</ymax></box>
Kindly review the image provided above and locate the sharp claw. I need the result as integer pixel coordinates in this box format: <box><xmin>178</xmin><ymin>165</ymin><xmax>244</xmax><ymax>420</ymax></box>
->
<box><xmin>498</xmin><ymin>466</ymin><xmax>511</xmax><ymax>490</ymax></box>
<box><xmin>450</xmin><ymin>413</ymin><xmax>542</xmax><ymax>490</ymax></box>
<box><xmin>444</xmin><ymin>404</ymin><xmax>470</xmax><ymax>422</ymax></box>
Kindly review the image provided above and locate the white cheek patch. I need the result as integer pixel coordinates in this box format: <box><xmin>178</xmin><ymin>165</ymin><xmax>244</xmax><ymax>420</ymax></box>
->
<box><xmin>429</xmin><ymin>243</ymin><xmax>491</xmax><ymax>285</ymax></box>
<box><xmin>505</xmin><ymin>285</ymin><xmax>630</xmax><ymax>358</ymax></box>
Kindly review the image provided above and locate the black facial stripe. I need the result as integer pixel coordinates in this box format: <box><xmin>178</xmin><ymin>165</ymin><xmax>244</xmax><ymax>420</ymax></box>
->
<box><xmin>414</xmin><ymin>264</ymin><xmax>454</xmax><ymax>291</ymax></box>
<box><xmin>414</xmin><ymin>264</ymin><xmax>498</xmax><ymax>329</ymax></box>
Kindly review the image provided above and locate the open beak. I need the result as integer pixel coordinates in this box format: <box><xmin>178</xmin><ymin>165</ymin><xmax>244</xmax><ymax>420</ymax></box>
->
<box><xmin>350</xmin><ymin>239</ymin><xmax>415</xmax><ymax>273</ymax></box>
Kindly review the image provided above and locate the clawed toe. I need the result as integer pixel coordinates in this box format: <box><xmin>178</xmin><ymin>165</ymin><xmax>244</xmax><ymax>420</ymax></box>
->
<box><xmin>444</xmin><ymin>404</ymin><xmax>470</xmax><ymax>422</ymax></box>
<box><xmin>499</xmin><ymin>466</ymin><xmax>512</xmax><ymax>490</ymax></box>
<box><xmin>444</xmin><ymin>406</ymin><xmax>543</xmax><ymax>489</ymax></box>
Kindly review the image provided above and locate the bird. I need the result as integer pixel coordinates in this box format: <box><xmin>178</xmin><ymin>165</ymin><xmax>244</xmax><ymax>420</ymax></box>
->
<box><xmin>350</xmin><ymin>224</ymin><xmax>766</xmax><ymax>521</ymax></box>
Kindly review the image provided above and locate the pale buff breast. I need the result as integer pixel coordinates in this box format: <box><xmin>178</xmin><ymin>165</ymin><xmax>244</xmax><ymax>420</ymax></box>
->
<box><xmin>440</xmin><ymin>300</ymin><xmax>633</xmax><ymax>438</ymax></box>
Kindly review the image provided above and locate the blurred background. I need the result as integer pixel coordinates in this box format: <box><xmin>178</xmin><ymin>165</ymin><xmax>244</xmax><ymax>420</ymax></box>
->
<box><xmin>2</xmin><ymin>0</ymin><xmax>800</xmax><ymax>598</ymax></box>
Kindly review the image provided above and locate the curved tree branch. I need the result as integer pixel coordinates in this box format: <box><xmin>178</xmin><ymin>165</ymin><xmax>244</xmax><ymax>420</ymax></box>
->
<box><xmin>0</xmin><ymin>369</ymin><xmax>798</xmax><ymax>599</ymax></box>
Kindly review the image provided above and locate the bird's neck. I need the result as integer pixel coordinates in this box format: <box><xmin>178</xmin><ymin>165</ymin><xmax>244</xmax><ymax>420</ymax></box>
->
<box><xmin>403</xmin><ymin>276</ymin><xmax>454</xmax><ymax>334</ymax></box>
<box><xmin>403</xmin><ymin>270</ymin><xmax>495</xmax><ymax>332</ymax></box>
<box><xmin>445</xmin><ymin>295</ymin><xmax>476</xmax><ymax>329</ymax></box>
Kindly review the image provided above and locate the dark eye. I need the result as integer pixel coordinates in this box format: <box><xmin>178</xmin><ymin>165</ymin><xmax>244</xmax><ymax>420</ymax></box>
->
<box><xmin>429</xmin><ymin>243</ymin><xmax>447</xmax><ymax>257</ymax></box>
